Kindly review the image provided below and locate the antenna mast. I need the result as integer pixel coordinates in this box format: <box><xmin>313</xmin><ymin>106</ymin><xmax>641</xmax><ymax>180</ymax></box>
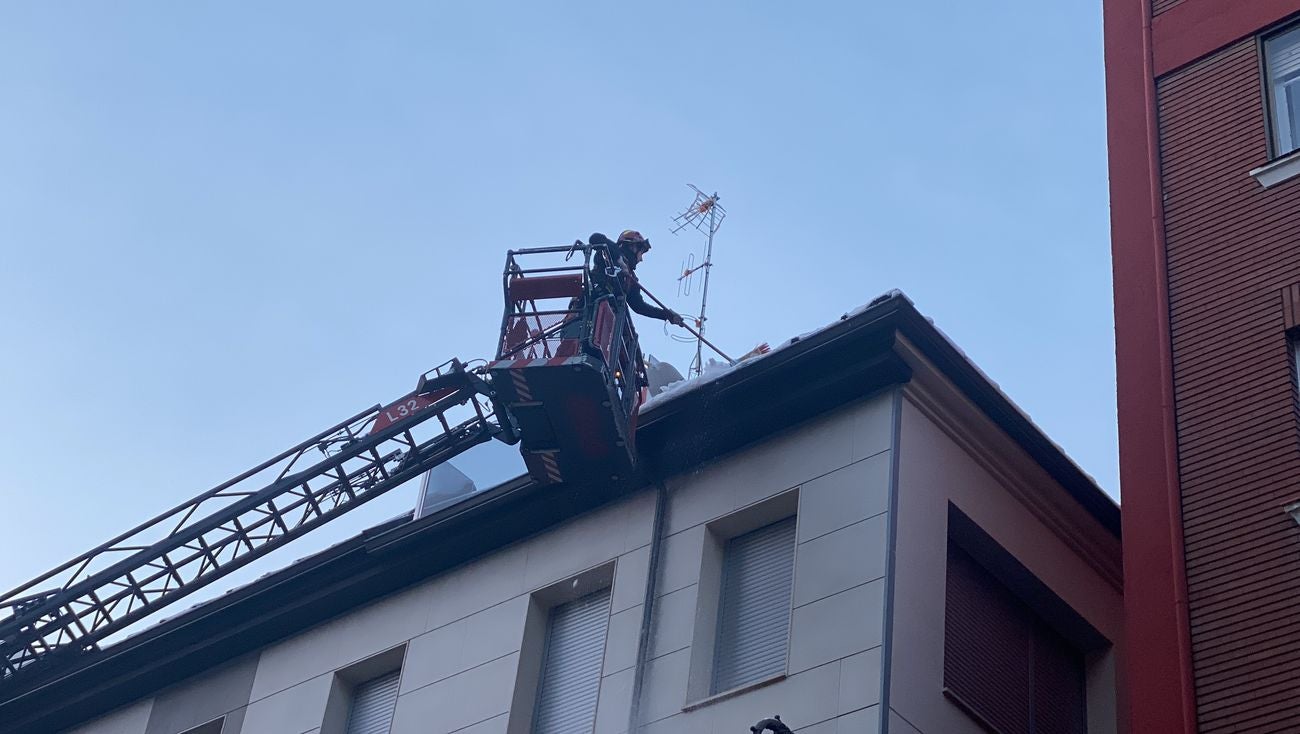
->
<box><xmin>671</xmin><ymin>185</ymin><xmax>726</xmax><ymax>378</ymax></box>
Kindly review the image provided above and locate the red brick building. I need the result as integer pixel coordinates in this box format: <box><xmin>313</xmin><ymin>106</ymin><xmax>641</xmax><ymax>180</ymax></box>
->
<box><xmin>1105</xmin><ymin>1</ymin><xmax>1300</xmax><ymax>731</ymax></box>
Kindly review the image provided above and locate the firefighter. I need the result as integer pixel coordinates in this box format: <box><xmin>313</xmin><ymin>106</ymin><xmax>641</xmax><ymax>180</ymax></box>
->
<box><xmin>591</xmin><ymin>230</ymin><xmax>687</xmax><ymax>327</ymax></box>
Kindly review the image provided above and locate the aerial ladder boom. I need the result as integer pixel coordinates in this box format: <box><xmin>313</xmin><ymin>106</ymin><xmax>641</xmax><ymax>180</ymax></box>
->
<box><xmin>0</xmin><ymin>359</ymin><xmax>516</xmax><ymax>683</ymax></box>
<box><xmin>0</xmin><ymin>241</ymin><xmax>647</xmax><ymax>692</ymax></box>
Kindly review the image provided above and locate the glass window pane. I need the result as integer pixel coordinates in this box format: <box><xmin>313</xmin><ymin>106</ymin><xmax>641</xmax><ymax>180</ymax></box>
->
<box><xmin>1266</xmin><ymin>25</ymin><xmax>1300</xmax><ymax>156</ymax></box>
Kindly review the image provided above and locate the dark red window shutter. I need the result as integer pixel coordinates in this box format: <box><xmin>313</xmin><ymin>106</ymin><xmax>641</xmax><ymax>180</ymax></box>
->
<box><xmin>945</xmin><ymin>545</ymin><xmax>1033</xmax><ymax>734</ymax></box>
<box><xmin>945</xmin><ymin>543</ymin><xmax>1087</xmax><ymax>734</ymax></box>
<box><xmin>1032</xmin><ymin>624</ymin><xmax>1087</xmax><ymax>734</ymax></box>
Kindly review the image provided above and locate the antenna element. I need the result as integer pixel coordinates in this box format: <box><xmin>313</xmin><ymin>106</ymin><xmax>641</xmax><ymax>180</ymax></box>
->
<box><xmin>671</xmin><ymin>185</ymin><xmax>726</xmax><ymax>378</ymax></box>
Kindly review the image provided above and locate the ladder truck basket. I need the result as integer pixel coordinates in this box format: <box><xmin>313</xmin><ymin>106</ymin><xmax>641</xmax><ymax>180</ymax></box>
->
<box><xmin>488</xmin><ymin>244</ymin><xmax>647</xmax><ymax>485</ymax></box>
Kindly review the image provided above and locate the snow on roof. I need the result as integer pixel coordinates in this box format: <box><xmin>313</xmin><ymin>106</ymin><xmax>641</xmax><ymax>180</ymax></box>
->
<box><xmin>641</xmin><ymin>289</ymin><xmax>907</xmax><ymax>412</ymax></box>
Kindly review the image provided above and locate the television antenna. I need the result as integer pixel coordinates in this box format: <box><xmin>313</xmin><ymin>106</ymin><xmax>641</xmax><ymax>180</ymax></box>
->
<box><xmin>671</xmin><ymin>185</ymin><xmax>726</xmax><ymax>378</ymax></box>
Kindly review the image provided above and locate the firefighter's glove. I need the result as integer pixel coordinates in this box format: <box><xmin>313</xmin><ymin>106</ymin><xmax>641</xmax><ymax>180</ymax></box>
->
<box><xmin>668</xmin><ymin>311</ymin><xmax>686</xmax><ymax>327</ymax></box>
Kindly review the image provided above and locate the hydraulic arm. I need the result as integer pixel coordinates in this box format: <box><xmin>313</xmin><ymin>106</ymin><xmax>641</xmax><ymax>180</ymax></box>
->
<box><xmin>0</xmin><ymin>359</ymin><xmax>515</xmax><ymax>684</ymax></box>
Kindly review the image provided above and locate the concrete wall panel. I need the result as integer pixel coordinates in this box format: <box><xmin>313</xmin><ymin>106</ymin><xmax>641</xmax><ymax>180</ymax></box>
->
<box><xmin>241</xmin><ymin>673</ymin><xmax>331</xmax><ymax>734</ymax></box>
<box><xmin>602</xmin><ymin>604</ymin><xmax>641</xmax><ymax>677</ymax></box>
<box><xmin>521</xmin><ymin>501</ymin><xmax>635</xmax><ymax>592</ymax></box>
<box><xmin>451</xmin><ymin>713</ymin><xmax>508</xmax><ymax>734</ymax></box>
<box><xmin>798</xmin><ymin>451</ymin><xmax>890</xmax><ymax>542</ymax></box>
<box><xmin>389</xmin><ymin>652</ymin><xmax>518</xmax><ymax>734</ymax></box>
<box><xmin>610</xmin><ymin>545</ymin><xmax>650</xmax><ymax>614</ymax></box>
<box><xmin>422</xmin><ymin>543</ymin><xmax>529</xmax><ymax>632</ymax></box>
<box><xmin>593</xmin><ymin>666</ymin><xmax>634</xmax><ymax>734</ymax></box>
<box><xmin>635</xmin><ymin>647</ymin><xmax>692</xmax><ymax>724</ymax></box>
<box><xmin>839</xmin><ymin>647</ymin><xmax>883</xmax><ymax>716</ymax></box>
<box><xmin>693</xmin><ymin>658</ymin><xmax>839</xmax><ymax>733</ymax></box>
<box><xmin>655</xmin><ymin>525</ymin><xmax>705</xmax><ymax>598</ymax></box>
<box><xmin>661</xmin><ymin>398</ymin><xmax>885</xmax><ymax>538</ymax></box>
<box><xmin>145</xmin><ymin>654</ymin><xmax>258</xmax><ymax>734</ymax></box>
<box><xmin>249</xmin><ymin>583</ymin><xmax>434</xmax><ymax>702</ymax></box>
<box><xmin>788</xmin><ymin>579</ymin><xmax>885</xmax><ymax>676</ymax></box>
<box><xmin>401</xmin><ymin>595</ymin><xmax>526</xmax><ymax>696</ymax></box>
<box><xmin>65</xmin><ymin>700</ymin><xmax>153</xmax><ymax>734</ymax></box>
<box><xmin>793</xmin><ymin>513</ymin><xmax>887</xmax><ymax>607</ymax></box>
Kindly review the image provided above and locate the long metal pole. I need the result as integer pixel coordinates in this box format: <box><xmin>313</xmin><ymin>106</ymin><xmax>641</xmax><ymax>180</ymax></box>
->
<box><xmin>637</xmin><ymin>284</ymin><xmax>735</xmax><ymax>365</ymax></box>
<box><xmin>692</xmin><ymin>197</ymin><xmax>718</xmax><ymax>378</ymax></box>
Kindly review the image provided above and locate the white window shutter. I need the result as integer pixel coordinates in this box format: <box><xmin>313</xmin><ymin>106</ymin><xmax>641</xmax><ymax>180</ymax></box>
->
<box><xmin>344</xmin><ymin>670</ymin><xmax>400</xmax><ymax>734</ymax></box>
<box><xmin>1269</xmin><ymin>26</ymin><xmax>1300</xmax><ymax>79</ymax></box>
<box><xmin>533</xmin><ymin>588</ymin><xmax>612</xmax><ymax>734</ymax></box>
<box><xmin>712</xmin><ymin>517</ymin><xmax>797</xmax><ymax>693</ymax></box>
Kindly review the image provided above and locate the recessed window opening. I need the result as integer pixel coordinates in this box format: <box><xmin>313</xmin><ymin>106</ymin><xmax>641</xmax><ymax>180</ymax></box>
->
<box><xmin>945</xmin><ymin>542</ymin><xmax>1087</xmax><ymax>734</ymax></box>
<box><xmin>711</xmin><ymin>516</ymin><xmax>797</xmax><ymax>694</ymax></box>
<box><xmin>1266</xmin><ymin>22</ymin><xmax>1300</xmax><ymax>157</ymax></box>
<box><xmin>532</xmin><ymin>588</ymin><xmax>612</xmax><ymax>734</ymax></box>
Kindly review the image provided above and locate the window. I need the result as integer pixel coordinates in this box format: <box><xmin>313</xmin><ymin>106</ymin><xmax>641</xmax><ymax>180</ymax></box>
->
<box><xmin>532</xmin><ymin>588</ymin><xmax>612</xmax><ymax>734</ymax></box>
<box><xmin>711</xmin><ymin>516</ymin><xmax>797</xmax><ymax>694</ymax></box>
<box><xmin>683</xmin><ymin>491</ymin><xmax>799</xmax><ymax>705</ymax></box>
<box><xmin>944</xmin><ymin>543</ymin><xmax>1086</xmax><ymax>734</ymax></box>
<box><xmin>1267</xmin><ymin>23</ymin><xmax>1300</xmax><ymax>157</ymax></box>
<box><xmin>343</xmin><ymin>670</ymin><xmax>400</xmax><ymax>734</ymax></box>
<box><xmin>179</xmin><ymin>720</ymin><xmax>224</xmax><ymax>734</ymax></box>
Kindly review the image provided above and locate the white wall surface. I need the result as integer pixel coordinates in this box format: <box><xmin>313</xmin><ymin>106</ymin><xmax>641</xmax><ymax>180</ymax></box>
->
<box><xmin>627</xmin><ymin>391</ymin><xmax>895</xmax><ymax>734</ymax></box>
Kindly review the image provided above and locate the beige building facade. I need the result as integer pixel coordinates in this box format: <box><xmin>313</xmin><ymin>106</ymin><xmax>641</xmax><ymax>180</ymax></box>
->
<box><xmin>22</xmin><ymin>295</ymin><xmax>1122</xmax><ymax>734</ymax></box>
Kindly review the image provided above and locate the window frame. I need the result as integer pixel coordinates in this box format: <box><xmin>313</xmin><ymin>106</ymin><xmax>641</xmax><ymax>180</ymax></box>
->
<box><xmin>1263</xmin><ymin>19</ymin><xmax>1300</xmax><ymax>160</ymax></box>
<box><xmin>505</xmin><ymin>562</ymin><xmax>615</xmax><ymax>734</ymax></box>
<box><xmin>710</xmin><ymin>516</ymin><xmax>798</xmax><ymax>695</ymax></box>
<box><xmin>530</xmin><ymin>587</ymin><xmax>614</xmax><ymax>734</ymax></box>
<box><xmin>320</xmin><ymin>645</ymin><xmax>407</xmax><ymax>734</ymax></box>
<box><xmin>683</xmin><ymin>489</ymin><xmax>799</xmax><ymax>708</ymax></box>
<box><xmin>942</xmin><ymin>505</ymin><xmax>1107</xmax><ymax>734</ymax></box>
<box><xmin>944</xmin><ymin>542</ymin><xmax>1088</xmax><ymax>734</ymax></box>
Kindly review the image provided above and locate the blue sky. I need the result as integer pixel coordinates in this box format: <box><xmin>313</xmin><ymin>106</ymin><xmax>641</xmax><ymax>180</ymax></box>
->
<box><xmin>0</xmin><ymin>3</ymin><xmax>1114</xmax><ymax>610</ymax></box>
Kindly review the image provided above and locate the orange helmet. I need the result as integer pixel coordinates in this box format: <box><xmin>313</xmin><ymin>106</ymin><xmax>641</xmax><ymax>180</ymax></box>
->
<box><xmin>617</xmin><ymin>229</ymin><xmax>651</xmax><ymax>252</ymax></box>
